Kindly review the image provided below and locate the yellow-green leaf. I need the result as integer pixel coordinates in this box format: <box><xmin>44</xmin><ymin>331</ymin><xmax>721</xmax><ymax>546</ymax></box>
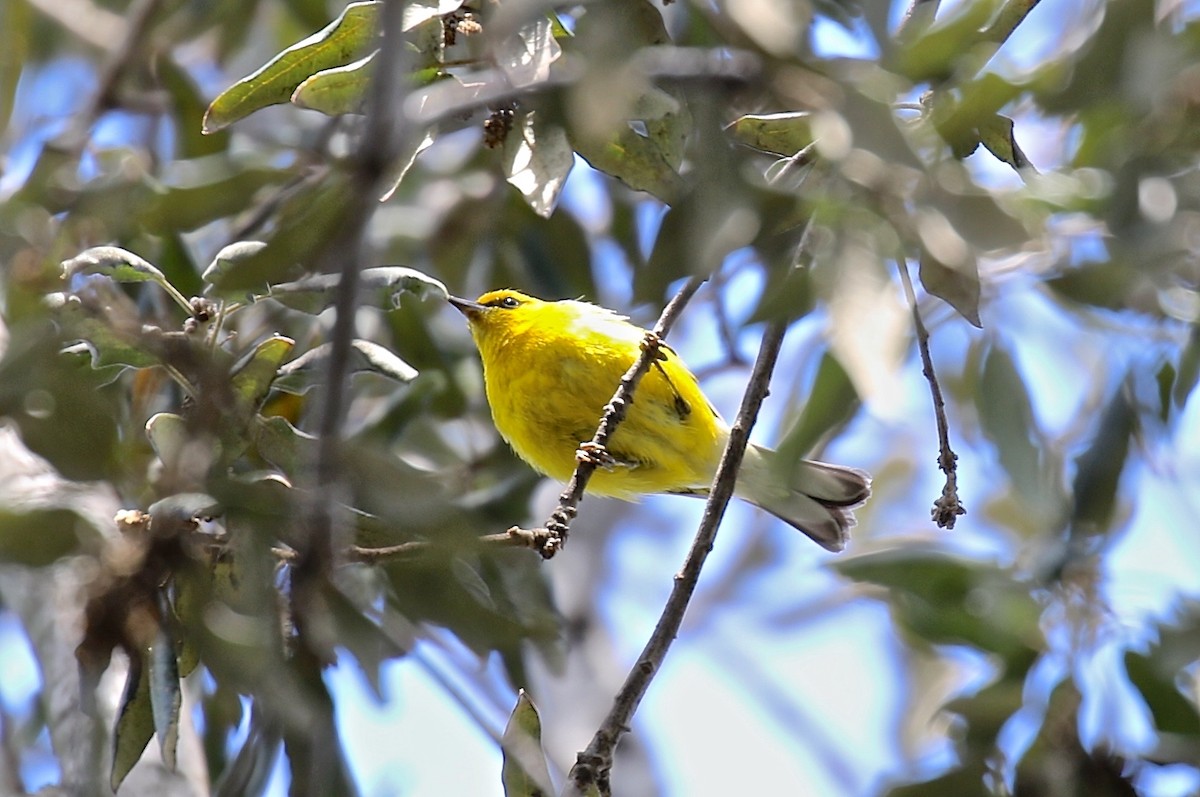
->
<box><xmin>292</xmin><ymin>52</ymin><xmax>376</xmax><ymax>116</ymax></box>
<box><xmin>501</xmin><ymin>690</ymin><xmax>553</xmax><ymax>797</ymax></box>
<box><xmin>111</xmin><ymin>658</ymin><xmax>155</xmax><ymax>791</ymax></box>
<box><xmin>727</xmin><ymin>112</ymin><xmax>814</xmax><ymax>157</ymax></box>
<box><xmin>202</xmin><ymin>1</ymin><xmax>381</xmax><ymax>133</ymax></box>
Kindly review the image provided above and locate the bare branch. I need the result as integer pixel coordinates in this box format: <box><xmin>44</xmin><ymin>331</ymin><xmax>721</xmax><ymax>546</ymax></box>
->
<box><xmin>565</xmin><ymin>316</ymin><xmax>790</xmax><ymax>796</ymax></box>
<box><xmin>897</xmin><ymin>256</ymin><xmax>965</xmax><ymax>528</ymax></box>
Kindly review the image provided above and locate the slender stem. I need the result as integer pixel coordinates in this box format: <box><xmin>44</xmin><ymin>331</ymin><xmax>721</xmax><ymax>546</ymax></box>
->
<box><xmin>897</xmin><ymin>256</ymin><xmax>965</xmax><ymax>528</ymax></box>
<box><xmin>982</xmin><ymin>0</ymin><xmax>1043</xmax><ymax>45</ymax></box>
<box><xmin>532</xmin><ymin>276</ymin><xmax>706</xmax><ymax>558</ymax></box>
<box><xmin>565</xmin><ymin>316</ymin><xmax>790</xmax><ymax>795</ymax></box>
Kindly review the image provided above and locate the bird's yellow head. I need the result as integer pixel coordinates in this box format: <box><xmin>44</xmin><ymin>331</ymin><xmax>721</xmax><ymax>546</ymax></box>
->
<box><xmin>448</xmin><ymin>289</ymin><xmax>546</xmax><ymax>353</ymax></box>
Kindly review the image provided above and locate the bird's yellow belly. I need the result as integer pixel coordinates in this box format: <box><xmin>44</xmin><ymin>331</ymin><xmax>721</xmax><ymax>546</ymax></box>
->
<box><xmin>484</xmin><ymin>356</ymin><xmax>721</xmax><ymax>498</ymax></box>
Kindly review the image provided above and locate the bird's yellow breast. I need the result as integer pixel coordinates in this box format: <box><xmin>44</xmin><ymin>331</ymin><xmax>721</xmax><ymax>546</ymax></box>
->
<box><xmin>468</xmin><ymin>296</ymin><xmax>724</xmax><ymax>498</ymax></box>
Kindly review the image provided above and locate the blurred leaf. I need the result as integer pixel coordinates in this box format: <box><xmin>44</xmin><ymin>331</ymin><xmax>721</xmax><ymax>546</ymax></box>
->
<box><xmin>1014</xmin><ymin>680</ymin><xmax>1136</xmax><ymax>796</ymax></box>
<box><xmin>978</xmin><ymin>113</ymin><xmax>1031</xmax><ymax>171</ymax></box>
<box><xmin>232</xmin><ymin>335</ymin><xmax>295</xmax><ymax>418</ymax></box>
<box><xmin>0</xmin><ymin>507</ymin><xmax>95</xmax><ymax>567</ymax></box>
<box><xmin>379</xmin><ymin>127</ymin><xmax>438</xmax><ymax>202</ymax></box>
<box><xmin>203</xmin><ymin>0</ymin><xmax>381</xmax><ymax>132</ymax></box>
<box><xmin>251</xmin><ymin>415</ymin><xmax>318</xmax><ymax>478</ymax></box>
<box><xmin>727</xmin><ymin>112</ymin><xmax>814</xmax><ymax>157</ymax></box>
<box><xmin>146</xmin><ymin>412</ymin><xmax>212</xmax><ymax>468</ymax></box>
<box><xmin>835</xmin><ymin>546</ymin><xmax>1042</xmax><ymax>671</ymax></box>
<box><xmin>203</xmin><ymin>177</ymin><xmax>356</xmax><ymax>293</ymax></box>
<box><xmin>157</xmin><ymin>55</ymin><xmax>230</xmax><ymax>158</ymax></box>
<box><xmin>140</xmin><ymin>166</ymin><xmax>290</xmax><ymax>235</ymax></box>
<box><xmin>918</xmin><ymin>245</ymin><xmax>982</xmax><ymax>327</ymax></box>
<box><xmin>1035</xmin><ymin>0</ymin><xmax>1156</xmax><ymax>115</ymax></box>
<box><xmin>268</xmin><ymin>266</ymin><xmax>448</xmax><ymax>313</ymax></box>
<box><xmin>888</xmin><ymin>0</ymin><xmax>997</xmax><ymax>83</ymax></box>
<box><xmin>274</xmin><ymin>339</ymin><xmax>418</xmax><ymax>395</ymax></box>
<box><xmin>504</xmin><ymin>110</ymin><xmax>574</xmax><ymax>219</ymax></box>
<box><xmin>62</xmin><ymin>246</ymin><xmax>168</xmax><ymax>287</ymax></box>
<box><xmin>291</xmin><ymin>51</ymin><xmax>375</xmax><ymax>115</ymax></box>
<box><xmin>322</xmin><ymin>581</ymin><xmax>408</xmax><ymax>699</ymax></box>
<box><xmin>1173</xmin><ymin>325</ymin><xmax>1200</xmax><ymax>409</ymax></box>
<box><xmin>1046</xmin><ymin>259</ymin><xmax>1142</xmax><ymax>311</ymax></box>
<box><xmin>1070</xmin><ymin>383</ymin><xmax>1135</xmax><ymax>534</ymax></box>
<box><xmin>112</xmin><ymin>657</ymin><xmax>155</xmax><ymax>791</ymax></box>
<box><xmin>775</xmin><ymin>351</ymin><xmax>859</xmax><ymax>464</ymax></box>
<box><xmin>213</xmin><ymin>706</ymin><xmax>280</xmax><ymax>797</ymax></box>
<box><xmin>201</xmin><ymin>241</ymin><xmax>268</xmax><ymax>297</ymax></box>
<box><xmin>501</xmin><ymin>690</ymin><xmax>553</xmax><ymax>797</ymax></box>
<box><xmin>1124</xmin><ymin>649</ymin><xmax>1200</xmax><ymax>736</ymax></box>
<box><xmin>497</xmin><ymin>15</ymin><xmax>562</xmax><ymax>89</ymax></box>
<box><xmin>923</xmin><ymin>178</ymin><xmax>1029</xmax><ymax>253</ymax></box>
<box><xmin>977</xmin><ymin>346</ymin><xmax>1058</xmax><ymax>512</ymax></box>
<box><xmin>149</xmin><ymin>597</ymin><xmax>181</xmax><ymax>772</ymax></box>
<box><xmin>48</xmin><ymin>293</ymin><xmax>161</xmax><ymax>369</ymax></box>
<box><xmin>572</xmin><ymin>86</ymin><xmax>689</xmax><ymax>203</ymax></box>
<box><xmin>0</xmin><ymin>323</ymin><xmax>120</xmax><ymax>479</ymax></box>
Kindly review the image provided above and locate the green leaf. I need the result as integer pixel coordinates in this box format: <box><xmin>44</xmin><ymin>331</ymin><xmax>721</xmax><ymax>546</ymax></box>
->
<box><xmin>834</xmin><ymin>546</ymin><xmax>1042</xmax><ymax>671</ymax></box>
<box><xmin>1173</xmin><ymin>325</ymin><xmax>1200</xmax><ymax>409</ymax></box>
<box><xmin>274</xmin><ymin>339</ymin><xmax>418</xmax><ymax>395</ymax></box>
<box><xmin>203</xmin><ymin>1</ymin><xmax>381</xmax><ymax>133</ymax></box>
<box><xmin>978</xmin><ymin>113</ymin><xmax>1032</xmax><ymax>172</ymax></box>
<box><xmin>61</xmin><ymin>246</ymin><xmax>167</xmax><ymax>286</ymax></box>
<box><xmin>201</xmin><ymin>241</ymin><xmax>268</xmax><ymax>297</ymax></box>
<box><xmin>977</xmin><ymin>346</ymin><xmax>1060</xmax><ymax>514</ymax></box>
<box><xmin>146</xmin><ymin>412</ymin><xmax>215</xmax><ymax>469</ymax></box>
<box><xmin>291</xmin><ymin>51</ymin><xmax>376</xmax><ymax>115</ymax></box>
<box><xmin>48</xmin><ymin>293</ymin><xmax>162</xmax><ymax>369</ymax></box>
<box><xmin>61</xmin><ymin>246</ymin><xmax>193</xmax><ymax>314</ymax></box>
<box><xmin>112</xmin><ymin>658</ymin><xmax>155</xmax><ymax>791</ymax></box>
<box><xmin>267</xmin><ymin>266</ymin><xmax>448</xmax><ymax>313</ymax></box>
<box><xmin>232</xmin><ymin>335</ymin><xmax>295</xmax><ymax>417</ymax></box>
<box><xmin>1070</xmin><ymin>383</ymin><xmax>1135</xmax><ymax>534</ymax></box>
<box><xmin>572</xmin><ymin>86</ymin><xmax>689</xmax><ymax>203</ymax></box>
<box><xmin>501</xmin><ymin>690</ymin><xmax>554</xmax><ymax>797</ymax></box>
<box><xmin>918</xmin><ymin>243</ymin><xmax>982</xmax><ymax>328</ymax></box>
<box><xmin>504</xmin><ymin>110</ymin><xmax>575</xmax><ymax>218</ymax></box>
<box><xmin>1046</xmin><ymin>259</ymin><xmax>1142</xmax><ymax>311</ymax></box>
<box><xmin>727</xmin><ymin>112</ymin><xmax>815</xmax><ymax>157</ymax></box>
<box><xmin>251</xmin><ymin>415</ymin><xmax>319</xmax><ymax>478</ymax></box>
<box><xmin>0</xmin><ymin>507</ymin><xmax>95</xmax><ymax>567</ymax></box>
<box><xmin>774</xmin><ymin>351</ymin><xmax>859</xmax><ymax>464</ymax></box>
<box><xmin>1125</xmin><ymin>649</ymin><xmax>1200</xmax><ymax>736</ymax></box>
<box><xmin>149</xmin><ymin>595</ymin><xmax>182</xmax><ymax>772</ymax></box>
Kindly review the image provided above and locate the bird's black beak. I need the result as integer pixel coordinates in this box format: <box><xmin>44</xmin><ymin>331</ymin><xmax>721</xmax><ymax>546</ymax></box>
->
<box><xmin>448</xmin><ymin>295</ymin><xmax>485</xmax><ymax>316</ymax></box>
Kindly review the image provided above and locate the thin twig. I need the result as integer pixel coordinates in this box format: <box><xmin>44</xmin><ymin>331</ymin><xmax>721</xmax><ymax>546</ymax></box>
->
<box><xmin>981</xmin><ymin>0</ymin><xmax>1044</xmax><ymax>45</ymax></box>
<box><xmin>564</xmin><ymin>316</ymin><xmax>790</xmax><ymax>796</ymax></box>
<box><xmin>523</xmin><ymin>276</ymin><xmax>706</xmax><ymax>559</ymax></box>
<box><xmin>345</xmin><ymin>527</ymin><xmax>549</xmax><ymax>564</ymax></box>
<box><xmin>897</xmin><ymin>256</ymin><xmax>965</xmax><ymax>528</ymax></box>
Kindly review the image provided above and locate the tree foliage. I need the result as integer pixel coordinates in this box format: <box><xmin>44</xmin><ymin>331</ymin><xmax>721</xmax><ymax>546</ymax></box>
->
<box><xmin>1</xmin><ymin>0</ymin><xmax>1199</xmax><ymax>795</ymax></box>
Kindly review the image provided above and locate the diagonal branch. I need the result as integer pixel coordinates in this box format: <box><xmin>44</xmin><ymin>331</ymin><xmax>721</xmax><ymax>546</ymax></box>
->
<box><xmin>564</xmin><ymin>315</ymin><xmax>790</xmax><ymax>796</ymax></box>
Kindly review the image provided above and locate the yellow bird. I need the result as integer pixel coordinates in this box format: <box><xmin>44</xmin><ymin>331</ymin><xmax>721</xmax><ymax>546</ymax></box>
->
<box><xmin>449</xmin><ymin>289</ymin><xmax>870</xmax><ymax>551</ymax></box>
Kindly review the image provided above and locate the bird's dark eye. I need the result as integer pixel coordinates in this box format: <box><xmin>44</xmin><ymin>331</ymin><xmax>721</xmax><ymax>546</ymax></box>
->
<box><xmin>493</xmin><ymin>296</ymin><xmax>520</xmax><ymax>309</ymax></box>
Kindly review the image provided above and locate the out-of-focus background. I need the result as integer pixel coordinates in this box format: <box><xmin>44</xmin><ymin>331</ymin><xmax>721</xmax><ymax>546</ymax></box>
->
<box><xmin>1</xmin><ymin>0</ymin><xmax>1199</xmax><ymax>794</ymax></box>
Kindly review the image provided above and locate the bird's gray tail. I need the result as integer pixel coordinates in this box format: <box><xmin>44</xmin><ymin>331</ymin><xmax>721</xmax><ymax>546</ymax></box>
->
<box><xmin>732</xmin><ymin>444</ymin><xmax>871</xmax><ymax>552</ymax></box>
